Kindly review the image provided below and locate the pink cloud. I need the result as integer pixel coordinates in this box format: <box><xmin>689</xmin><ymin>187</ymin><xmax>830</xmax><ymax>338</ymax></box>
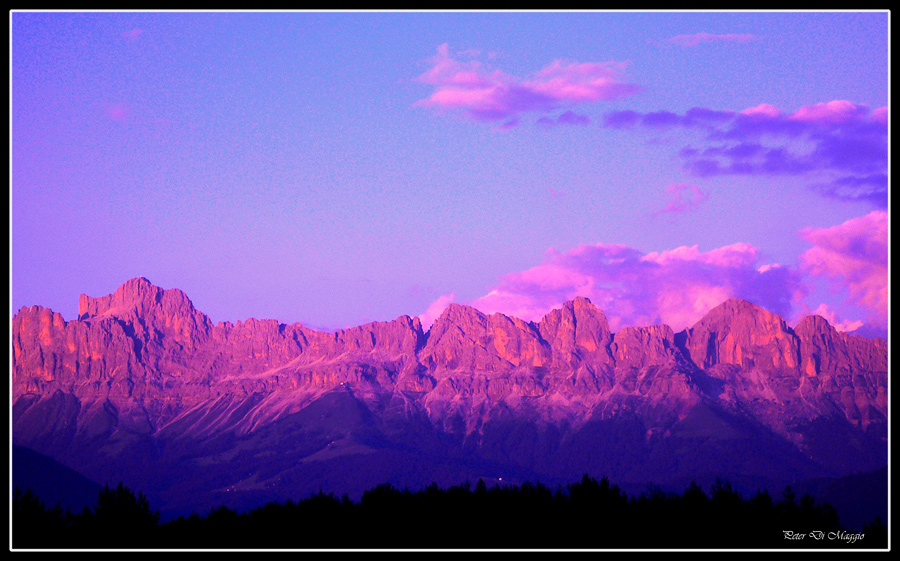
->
<box><xmin>419</xmin><ymin>292</ymin><xmax>456</xmax><ymax>330</ymax></box>
<box><xmin>420</xmin><ymin>215</ymin><xmax>886</xmax><ymax>337</ymax></box>
<box><xmin>799</xmin><ymin>211</ymin><xmax>888</xmax><ymax>327</ymax></box>
<box><xmin>740</xmin><ymin>103</ymin><xmax>781</xmax><ymax>119</ymax></box>
<box><xmin>788</xmin><ymin>100</ymin><xmax>869</xmax><ymax>125</ymax></box>
<box><xmin>654</xmin><ymin>183</ymin><xmax>709</xmax><ymax>215</ymax></box>
<box><xmin>642</xmin><ymin>242</ymin><xmax>759</xmax><ymax>268</ymax></box>
<box><xmin>871</xmin><ymin>106</ymin><xmax>888</xmax><ymax>125</ymax></box>
<box><xmin>416</xmin><ymin>44</ymin><xmax>495</xmax><ymax>87</ymax></box>
<box><xmin>415</xmin><ymin>44</ymin><xmax>642</xmax><ymax>125</ymax></box>
<box><xmin>807</xmin><ymin>303</ymin><xmax>865</xmax><ymax>333</ymax></box>
<box><xmin>527</xmin><ymin>60</ymin><xmax>642</xmax><ymax>103</ymax></box>
<box><xmin>668</xmin><ymin>32</ymin><xmax>756</xmax><ymax>47</ymax></box>
<box><xmin>470</xmin><ymin>241</ymin><xmax>801</xmax><ymax>333</ymax></box>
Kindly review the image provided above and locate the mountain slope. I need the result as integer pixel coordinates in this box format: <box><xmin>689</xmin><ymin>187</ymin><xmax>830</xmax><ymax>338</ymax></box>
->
<box><xmin>12</xmin><ymin>445</ymin><xmax>104</xmax><ymax>515</ymax></box>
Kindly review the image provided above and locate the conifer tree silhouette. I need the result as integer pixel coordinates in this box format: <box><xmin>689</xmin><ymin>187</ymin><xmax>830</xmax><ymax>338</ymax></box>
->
<box><xmin>91</xmin><ymin>482</ymin><xmax>160</xmax><ymax>548</ymax></box>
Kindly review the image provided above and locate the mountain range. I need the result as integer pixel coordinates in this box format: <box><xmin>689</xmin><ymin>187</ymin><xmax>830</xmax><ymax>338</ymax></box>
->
<box><xmin>11</xmin><ymin>277</ymin><xmax>888</xmax><ymax>520</ymax></box>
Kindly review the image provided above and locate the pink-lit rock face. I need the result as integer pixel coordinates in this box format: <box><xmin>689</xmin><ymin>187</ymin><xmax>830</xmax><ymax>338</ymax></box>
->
<box><xmin>421</xmin><ymin>303</ymin><xmax>550</xmax><ymax>371</ymax></box>
<box><xmin>11</xmin><ymin>279</ymin><xmax>887</xmax><ymax>515</ymax></box>
<box><xmin>79</xmin><ymin>276</ymin><xmax>213</xmax><ymax>351</ymax></box>
<box><xmin>793</xmin><ymin>314</ymin><xmax>888</xmax><ymax>428</ymax></box>
<box><xmin>611</xmin><ymin>324</ymin><xmax>676</xmax><ymax>371</ymax></box>
<box><xmin>684</xmin><ymin>298</ymin><xmax>800</xmax><ymax>372</ymax></box>
<box><xmin>13</xmin><ymin>278</ymin><xmax>887</xmax><ymax>437</ymax></box>
<box><xmin>539</xmin><ymin>296</ymin><xmax>615</xmax><ymax>369</ymax></box>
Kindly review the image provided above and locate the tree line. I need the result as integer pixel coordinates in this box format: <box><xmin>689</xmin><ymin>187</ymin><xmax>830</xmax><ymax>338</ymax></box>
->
<box><xmin>12</xmin><ymin>475</ymin><xmax>887</xmax><ymax>550</ymax></box>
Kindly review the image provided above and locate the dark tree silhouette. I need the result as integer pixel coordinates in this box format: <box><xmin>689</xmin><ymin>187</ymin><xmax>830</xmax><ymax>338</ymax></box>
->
<box><xmin>88</xmin><ymin>482</ymin><xmax>161</xmax><ymax>548</ymax></box>
<box><xmin>11</xmin><ymin>475</ymin><xmax>887</xmax><ymax>550</ymax></box>
<box><xmin>12</xmin><ymin>487</ymin><xmax>68</xmax><ymax>549</ymax></box>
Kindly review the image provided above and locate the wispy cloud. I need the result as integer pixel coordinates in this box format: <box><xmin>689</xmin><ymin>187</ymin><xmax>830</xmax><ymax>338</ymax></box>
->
<box><xmin>668</xmin><ymin>32</ymin><xmax>757</xmax><ymax>47</ymax></box>
<box><xmin>807</xmin><ymin>303</ymin><xmax>865</xmax><ymax>333</ymax></box>
<box><xmin>799</xmin><ymin>210</ymin><xmax>888</xmax><ymax>327</ymax></box>
<box><xmin>654</xmin><ymin>182</ymin><xmax>709</xmax><ymax>215</ymax></box>
<box><xmin>546</xmin><ymin>187</ymin><xmax>566</xmax><ymax>201</ymax></box>
<box><xmin>469</xmin><ymin>241</ymin><xmax>801</xmax><ymax>333</ymax></box>
<box><xmin>809</xmin><ymin>173</ymin><xmax>888</xmax><ymax>207</ymax></box>
<box><xmin>537</xmin><ymin>110</ymin><xmax>591</xmax><ymax>128</ymax></box>
<box><xmin>105</xmin><ymin>102</ymin><xmax>130</xmax><ymax>122</ymax></box>
<box><xmin>122</xmin><ymin>28</ymin><xmax>145</xmax><ymax>43</ymax></box>
<box><xmin>415</xmin><ymin>44</ymin><xmax>642</xmax><ymax>128</ymax></box>
<box><xmin>603</xmin><ymin>101</ymin><xmax>888</xmax><ymax>207</ymax></box>
<box><xmin>419</xmin><ymin>292</ymin><xmax>456</xmax><ymax>330</ymax></box>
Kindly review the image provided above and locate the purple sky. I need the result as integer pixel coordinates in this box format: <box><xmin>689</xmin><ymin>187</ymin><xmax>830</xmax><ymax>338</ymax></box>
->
<box><xmin>11</xmin><ymin>11</ymin><xmax>889</xmax><ymax>338</ymax></box>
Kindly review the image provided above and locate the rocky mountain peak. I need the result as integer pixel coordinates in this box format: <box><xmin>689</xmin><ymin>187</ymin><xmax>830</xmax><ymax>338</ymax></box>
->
<box><xmin>683</xmin><ymin>298</ymin><xmax>798</xmax><ymax>371</ymax></box>
<box><xmin>538</xmin><ymin>296</ymin><xmax>614</xmax><ymax>368</ymax></box>
<box><xmin>793</xmin><ymin>314</ymin><xmax>837</xmax><ymax>339</ymax></box>
<box><xmin>79</xmin><ymin>277</ymin><xmax>184</xmax><ymax>319</ymax></box>
<box><xmin>428</xmin><ymin>303</ymin><xmax>488</xmax><ymax>334</ymax></box>
<box><xmin>78</xmin><ymin>277</ymin><xmax>211</xmax><ymax>348</ymax></box>
<box><xmin>793</xmin><ymin>313</ymin><xmax>887</xmax><ymax>385</ymax></box>
<box><xmin>695</xmin><ymin>297</ymin><xmax>778</xmax><ymax>326</ymax></box>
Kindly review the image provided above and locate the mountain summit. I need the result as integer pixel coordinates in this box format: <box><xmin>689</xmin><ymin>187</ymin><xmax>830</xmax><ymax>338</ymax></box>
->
<box><xmin>12</xmin><ymin>278</ymin><xmax>887</xmax><ymax>517</ymax></box>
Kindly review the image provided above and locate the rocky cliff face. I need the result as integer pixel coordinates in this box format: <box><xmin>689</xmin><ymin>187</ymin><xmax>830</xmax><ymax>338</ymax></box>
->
<box><xmin>11</xmin><ymin>278</ymin><xmax>888</xmax><ymax>516</ymax></box>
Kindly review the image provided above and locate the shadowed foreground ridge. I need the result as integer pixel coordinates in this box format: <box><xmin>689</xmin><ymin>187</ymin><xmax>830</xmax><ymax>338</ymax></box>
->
<box><xmin>13</xmin><ymin>476</ymin><xmax>887</xmax><ymax>549</ymax></box>
<box><xmin>12</xmin><ymin>278</ymin><xmax>887</xmax><ymax>521</ymax></box>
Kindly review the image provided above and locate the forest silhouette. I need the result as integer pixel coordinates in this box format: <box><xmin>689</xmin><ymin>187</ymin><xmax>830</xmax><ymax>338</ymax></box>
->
<box><xmin>12</xmin><ymin>475</ymin><xmax>887</xmax><ymax>550</ymax></box>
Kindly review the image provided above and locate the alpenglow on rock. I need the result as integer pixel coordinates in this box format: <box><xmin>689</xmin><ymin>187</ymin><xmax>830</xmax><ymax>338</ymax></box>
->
<box><xmin>12</xmin><ymin>278</ymin><xmax>887</xmax><ymax>517</ymax></box>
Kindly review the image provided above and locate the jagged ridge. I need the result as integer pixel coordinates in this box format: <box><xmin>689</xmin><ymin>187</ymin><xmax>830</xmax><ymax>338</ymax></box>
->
<box><xmin>12</xmin><ymin>278</ymin><xmax>887</xmax><ymax>516</ymax></box>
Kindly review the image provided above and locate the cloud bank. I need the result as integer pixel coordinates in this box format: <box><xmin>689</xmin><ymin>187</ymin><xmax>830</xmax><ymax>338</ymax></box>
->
<box><xmin>419</xmin><ymin>211</ymin><xmax>886</xmax><ymax>336</ymax></box>
<box><xmin>799</xmin><ymin>210</ymin><xmax>888</xmax><ymax>328</ymax></box>
<box><xmin>603</xmin><ymin>100</ymin><xmax>888</xmax><ymax>207</ymax></box>
<box><xmin>416</xmin><ymin>44</ymin><xmax>642</xmax><ymax>128</ymax></box>
<box><xmin>467</xmin><ymin>241</ymin><xmax>801</xmax><ymax>333</ymax></box>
